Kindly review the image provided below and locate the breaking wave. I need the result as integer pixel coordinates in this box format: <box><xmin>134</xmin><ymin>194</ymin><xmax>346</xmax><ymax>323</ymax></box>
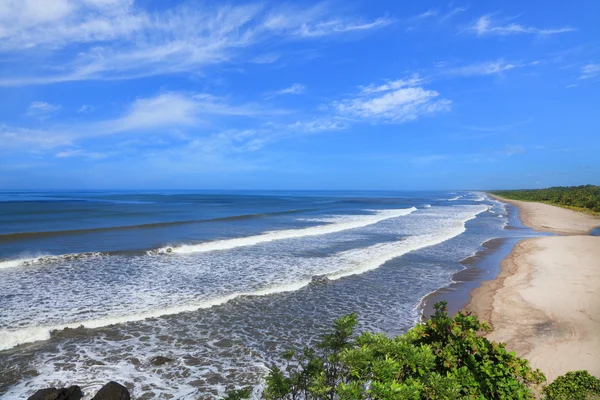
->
<box><xmin>155</xmin><ymin>208</ymin><xmax>417</xmax><ymax>255</ymax></box>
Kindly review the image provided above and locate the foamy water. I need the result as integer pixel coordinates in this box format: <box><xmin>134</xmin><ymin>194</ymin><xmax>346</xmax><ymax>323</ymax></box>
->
<box><xmin>156</xmin><ymin>208</ymin><xmax>417</xmax><ymax>255</ymax></box>
<box><xmin>0</xmin><ymin>191</ymin><xmax>507</xmax><ymax>398</ymax></box>
<box><xmin>0</xmin><ymin>205</ymin><xmax>484</xmax><ymax>351</ymax></box>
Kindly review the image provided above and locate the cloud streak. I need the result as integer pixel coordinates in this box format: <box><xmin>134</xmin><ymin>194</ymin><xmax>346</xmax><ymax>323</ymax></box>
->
<box><xmin>267</xmin><ymin>83</ymin><xmax>306</xmax><ymax>97</ymax></box>
<box><xmin>468</xmin><ymin>15</ymin><xmax>574</xmax><ymax>36</ymax></box>
<box><xmin>0</xmin><ymin>1</ymin><xmax>389</xmax><ymax>86</ymax></box>
<box><xmin>579</xmin><ymin>64</ymin><xmax>600</xmax><ymax>80</ymax></box>
<box><xmin>26</xmin><ymin>101</ymin><xmax>61</xmax><ymax>120</ymax></box>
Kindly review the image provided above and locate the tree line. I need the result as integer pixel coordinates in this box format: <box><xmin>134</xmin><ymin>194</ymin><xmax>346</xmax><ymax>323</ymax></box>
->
<box><xmin>492</xmin><ymin>185</ymin><xmax>600</xmax><ymax>214</ymax></box>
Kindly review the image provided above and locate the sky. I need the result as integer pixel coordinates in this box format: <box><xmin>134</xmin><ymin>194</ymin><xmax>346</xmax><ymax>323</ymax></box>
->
<box><xmin>0</xmin><ymin>0</ymin><xmax>599</xmax><ymax>190</ymax></box>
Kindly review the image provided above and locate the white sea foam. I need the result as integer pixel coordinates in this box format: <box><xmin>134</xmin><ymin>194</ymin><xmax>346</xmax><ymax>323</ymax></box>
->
<box><xmin>326</xmin><ymin>205</ymin><xmax>487</xmax><ymax>280</ymax></box>
<box><xmin>448</xmin><ymin>196</ymin><xmax>462</xmax><ymax>201</ymax></box>
<box><xmin>423</xmin><ymin>204</ymin><xmax>432</xmax><ymax>208</ymax></box>
<box><xmin>0</xmin><ymin>205</ymin><xmax>486</xmax><ymax>352</ymax></box>
<box><xmin>0</xmin><ymin>252</ymin><xmax>105</xmax><ymax>270</ymax></box>
<box><xmin>473</xmin><ymin>195</ymin><xmax>486</xmax><ymax>202</ymax></box>
<box><xmin>0</xmin><ymin>282</ymin><xmax>311</xmax><ymax>351</ymax></box>
<box><xmin>157</xmin><ymin>208</ymin><xmax>417</xmax><ymax>255</ymax></box>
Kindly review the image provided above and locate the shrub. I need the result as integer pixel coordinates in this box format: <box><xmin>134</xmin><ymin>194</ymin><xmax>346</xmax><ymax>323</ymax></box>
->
<box><xmin>230</xmin><ymin>301</ymin><xmax>546</xmax><ymax>399</ymax></box>
<box><xmin>543</xmin><ymin>370</ymin><xmax>600</xmax><ymax>400</ymax></box>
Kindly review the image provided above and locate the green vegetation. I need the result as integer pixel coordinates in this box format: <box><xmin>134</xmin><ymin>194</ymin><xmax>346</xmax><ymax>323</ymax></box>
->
<box><xmin>543</xmin><ymin>370</ymin><xmax>600</xmax><ymax>400</ymax></box>
<box><xmin>224</xmin><ymin>302</ymin><xmax>600</xmax><ymax>399</ymax></box>
<box><xmin>227</xmin><ymin>302</ymin><xmax>550</xmax><ymax>399</ymax></box>
<box><xmin>492</xmin><ymin>185</ymin><xmax>600</xmax><ymax>215</ymax></box>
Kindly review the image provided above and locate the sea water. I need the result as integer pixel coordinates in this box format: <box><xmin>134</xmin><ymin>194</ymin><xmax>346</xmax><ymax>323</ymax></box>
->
<box><xmin>0</xmin><ymin>190</ymin><xmax>508</xmax><ymax>398</ymax></box>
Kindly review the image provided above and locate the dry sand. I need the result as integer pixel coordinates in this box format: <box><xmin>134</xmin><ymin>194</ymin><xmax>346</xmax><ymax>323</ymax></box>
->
<box><xmin>488</xmin><ymin>195</ymin><xmax>600</xmax><ymax>235</ymax></box>
<box><xmin>467</xmin><ymin>196</ymin><xmax>600</xmax><ymax>382</ymax></box>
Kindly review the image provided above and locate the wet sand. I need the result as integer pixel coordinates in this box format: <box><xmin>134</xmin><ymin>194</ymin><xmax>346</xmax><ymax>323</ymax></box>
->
<box><xmin>467</xmin><ymin>196</ymin><xmax>600</xmax><ymax>382</ymax></box>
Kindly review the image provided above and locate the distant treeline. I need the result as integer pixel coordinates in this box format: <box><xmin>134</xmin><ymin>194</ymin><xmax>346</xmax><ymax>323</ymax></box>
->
<box><xmin>492</xmin><ymin>185</ymin><xmax>600</xmax><ymax>214</ymax></box>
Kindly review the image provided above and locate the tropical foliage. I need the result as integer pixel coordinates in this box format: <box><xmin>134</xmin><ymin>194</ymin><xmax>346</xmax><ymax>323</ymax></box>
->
<box><xmin>227</xmin><ymin>302</ymin><xmax>548</xmax><ymax>399</ymax></box>
<box><xmin>492</xmin><ymin>185</ymin><xmax>600</xmax><ymax>214</ymax></box>
<box><xmin>543</xmin><ymin>370</ymin><xmax>600</xmax><ymax>400</ymax></box>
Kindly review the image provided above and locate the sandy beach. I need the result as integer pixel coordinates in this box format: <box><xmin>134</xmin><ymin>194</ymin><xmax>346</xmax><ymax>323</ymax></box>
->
<box><xmin>467</xmin><ymin>195</ymin><xmax>600</xmax><ymax>381</ymax></box>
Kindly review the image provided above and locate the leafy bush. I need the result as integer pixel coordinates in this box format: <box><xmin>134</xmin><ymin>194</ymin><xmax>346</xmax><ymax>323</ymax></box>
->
<box><xmin>234</xmin><ymin>301</ymin><xmax>546</xmax><ymax>399</ymax></box>
<box><xmin>543</xmin><ymin>370</ymin><xmax>600</xmax><ymax>400</ymax></box>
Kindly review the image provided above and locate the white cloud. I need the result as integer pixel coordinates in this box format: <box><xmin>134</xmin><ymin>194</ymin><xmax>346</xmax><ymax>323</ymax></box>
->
<box><xmin>439</xmin><ymin>7</ymin><xmax>468</xmax><ymax>22</ymax></box>
<box><xmin>2</xmin><ymin>90</ymin><xmax>300</xmax><ymax>158</ymax></box>
<box><xmin>0</xmin><ymin>125</ymin><xmax>72</xmax><ymax>151</ymax></box>
<box><xmin>295</xmin><ymin>17</ymin><xmax>391</xmax><ymax>37</ymax></box>
<box><xmin>334</xmin><ymin>76</ymin><xmax>450</xmax><ymax>123</ymax></box>
<box><xmin>105</xmin><ymin>92</ymin><xmax>286</xmax><ymax>134</ymax></box>
<box><xmin>26</xmin><ymin>101</ymin><xmax>61</xmax><ymax>120</ymax></box>
<box><xmin>251</xmin><ymin>53</ymin><xmax>281</xmax><ymax>64</ymax></box>
<box><xmin>0</xmin><ymin>1</ymin><xmax>389</xmax><ymax>85</ymax></box>
<box><xmin>469</xmin><ymin>15</ymin><xmax>574</xmax><ymax>36</ymax></box>
<box><xmin>359</xmin><ymin>75</ymin><xmax>423</xmax><ymax>94</ymax></box>
<box><xmin>447</xmin><ymin>60</ymin><xmax>517</xmax><ymax>76</ymax></box>
<box><xmin>78</xmin><ymin>104</ymin><xmax>94</xmax><ymax>113</ymax></box>
<box><xmin>579</xmin><ymin>64</ymin><xmax>600</xmax><ymax>80</ymax></box>
<box><xmin>413</xmin><ymin>9</ymin><xmax>439</xmax><ymax>19</ymax></box>
<box><xmin>412</xmin><ymin>7</ymin><xmax>467</xmax><ymax>22</ymax></box>
<box><xmin>268</xmin><ymin>83</ymin><xmax>306</xmax><ymax>96</ymax></box>
<box><xmin>55</xmin><ymin>148</ymin><xmax>116</xmax><ymax>159</ymax></box>
<box><xmin>109</xmin><ymin>93</ymin><xmax>200</xmax><ymax>132</ymax></box>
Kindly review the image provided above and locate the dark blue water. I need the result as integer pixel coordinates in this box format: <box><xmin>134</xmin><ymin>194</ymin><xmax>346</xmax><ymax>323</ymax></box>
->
<box><xmin>0</xmin><ymin>190</ymin><xmax>509</xmax><ymax>398</ymax></box>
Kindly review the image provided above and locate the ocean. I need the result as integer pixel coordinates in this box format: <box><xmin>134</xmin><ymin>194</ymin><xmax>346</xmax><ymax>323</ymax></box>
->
<box><xmin>0</xmin><ymin>190</ymin><xmax>513</xmax><ymax>398</ymax></box>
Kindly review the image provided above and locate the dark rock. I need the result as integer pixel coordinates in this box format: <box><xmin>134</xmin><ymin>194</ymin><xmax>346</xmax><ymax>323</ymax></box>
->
<box><xmin>28</xmin><ymin>385</ymin><xmax>82</xmax><ymax>400</ymax></box>
<box><xmin>150</xmin><ymin>355</ymin><xmax>174</xmax><ymax>366</ymax></box>
<box><xmin>311</xmin><ymin>275</ymin><xmax>330</xmax><ymax>284</ymax></box>
<box><xmin>91</xmin><ymin>381</ymin><xmax>130</xmax><ymax>400</ymax></box>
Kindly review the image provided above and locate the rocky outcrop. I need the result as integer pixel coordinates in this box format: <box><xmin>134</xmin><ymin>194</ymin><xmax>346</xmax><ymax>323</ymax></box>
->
<box><xmin>28</xmin><ymin>382</ymin><xmax>130</xmax><ymax>400</ymax></box>
<box><xmin>91</xmin><ymin>381</ymin><xmax>130</xmax><ymax>400</ymax></box>
<box><xmin>28</xmin><ymin>386</ymin><xmax>82</xmax><ymax>400</ymax></box>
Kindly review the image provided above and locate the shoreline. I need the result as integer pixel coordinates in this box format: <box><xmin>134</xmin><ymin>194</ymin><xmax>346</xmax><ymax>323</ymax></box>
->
<box><xmin>487</xmin><ymin>193</ymin><xmax>600</xmax><ymax>235</ymax></box>
<box><xmin>420</xmin><ymin>201</ymin><xmax>525</xmax><ymax>320</ymax></box>
<box><xmin>466</xmin><ymin>194</ymin><xmax>600</xmax><ymax>382</ymax></box>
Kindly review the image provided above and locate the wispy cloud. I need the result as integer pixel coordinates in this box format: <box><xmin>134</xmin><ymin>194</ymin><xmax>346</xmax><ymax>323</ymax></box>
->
<box><xmin>411</xmin><ymin>7</ymin><xmax>467</xmax><ymax>22</ymax></box>
<box><xmin>446</xmin><ymin>60</ymin><xmax>517</xmax><ymax>76</ymax></box>
<box><xmin>462</xmin><ymin>119</ymin><xmax>533</xmax><ymax>132</ymax></box>
<box><xmin>26</xmin><ymin>101</ymin><xmax>61</xmax><ymax>120</ymax></box>
<box><xmin>412</xmin><ymin>9</ymin><xmax>439</xmax><ymax>20</ymax></box>
<box><xmin>468</xmin><ymin>15</ymin><xmax>574</xmax><ymax>36</ymax></box>
<box><xmin>78</xmin><ymin>105</ymin><xmax>94</xmax><ymax>113</ymax></box>
<box><xmin>439</xmin><ymin>7</ymin><xmax>468</xmax><ymax>22</ymax></box>
<box><xmin>333</xmin><ymin>75</ymin><xmax>451</xmax><ymax>123</ymax></box>
<box><xmin>0</xmin><ymin>2</ymin><xmax>389</xmax><ymax>86</ymax></box>
<box><xmin>267</xmin><ymin>83</ymin><xmax>306</xmax><ymax>97</ymax></box>
<box><xmin>579</xmin><ymin>64</ymin><xmax>600</xmax><ymax>80</ymax></box>
<box><xmin>0</xmin><ymin>125</ymin><xmax>72</xmax><ymax>151</ymax></box>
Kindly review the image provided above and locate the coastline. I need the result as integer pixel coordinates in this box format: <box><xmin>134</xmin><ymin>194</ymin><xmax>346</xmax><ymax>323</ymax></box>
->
<box><xmin>487</xmin><ymin>194</ymin><xmax>600</xmax><ymax>235</ymax></box>
<box><xmin>466</xmin><ymin>194</ymin><xmax>600</xmax><ymax>381</ymax></box>
<box><xmin>420</xmin><ymin>201</ymin><xmax>526</xmax><ymax>320</ymax></box>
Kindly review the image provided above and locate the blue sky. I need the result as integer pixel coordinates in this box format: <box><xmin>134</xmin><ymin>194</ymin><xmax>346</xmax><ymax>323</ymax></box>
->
<box><xmin>1</xmin><ymin>0</ymin><xmax>599</xmax><ymax>190</ymax></box>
